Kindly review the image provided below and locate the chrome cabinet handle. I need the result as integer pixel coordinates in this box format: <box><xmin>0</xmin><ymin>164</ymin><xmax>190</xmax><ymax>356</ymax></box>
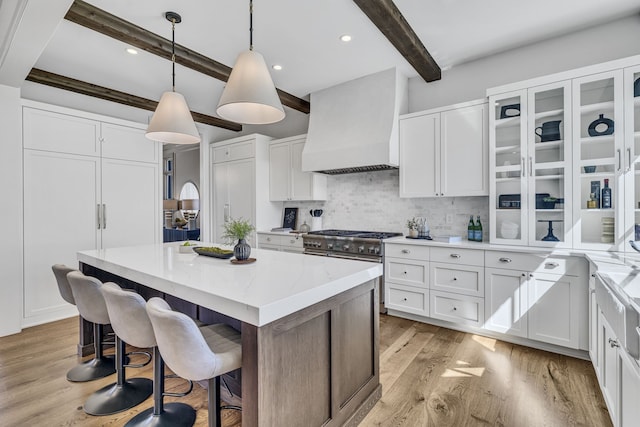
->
<box><xmin>617</xmin><ymin>149</ymin><xmax>622</xmax><ymax>172</ymax></box>
<box><xmin>224</xmin><ymin>204</ymin><xmax>230</xmax><ymax>222</ymax></box>
<box><xmin>529</xmin><ymin>156</ymin><xmax>533</xmax><ymax>177</ymax></box>
<box><xmin>628</xmin><ymin>148</ymin><xmax>632</xmax><ymax>172</ymax></box>
<box><xmin>450</xmin><ymin>254</ymin><xmax>461</xmax><ymax>259</ymax></box>
<box><xmin>521</xmin><ymin>157</ymin><xmax>526</xmax><ymax>177</ymax></box>
<box><xmin>609</xmin><ymin>338</ymin><xmax>620</xmax><ymax>348</ymax></box>
<box><xmin>102</xmin><ymin>204</ymin><xmax>107</xmax><ymax>229</ymax></box>
<box><xmin>499</xmin><ymin>257</ymin><xmax>512</xmax><ymax>263</ymax></box>
<box><xmin>97</xmin><ymin>204</ymin><xmax>102</xmax><ymax>230</ymax></box>
<box><xmin>401</xmin><ymin>249</ymin><xmax>410</xmax><ymax>254</ymax></box>
<box><xmin>545</xmin><ymin>262</ymin><xmax>559</xmax><ymax>268</ymax></box>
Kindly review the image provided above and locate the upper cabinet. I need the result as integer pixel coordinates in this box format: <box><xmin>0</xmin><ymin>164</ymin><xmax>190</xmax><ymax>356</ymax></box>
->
<box><xmin>489</xmin><ymin>81</ymin><xmax>572</xmax><ymax>247</ymax></box>
<box><xmin>399</xmin><ymin>101</ymin><xmax>488</xmax><ymax>198</ymax></box>
<box><xmin>488</xmin><ymin>54</ymin><xmax>640</xmax><ymax>251</ymax></box>
<box><xmin>269</xmin><ymin>134</ymin><xmax>327</xmax><ymax>201</ymax></box>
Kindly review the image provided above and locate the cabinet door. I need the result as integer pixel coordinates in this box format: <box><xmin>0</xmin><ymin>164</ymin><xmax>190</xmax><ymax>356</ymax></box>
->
<box><xmin>440</xmin><ymin>103</ymin><xmax>488</xmax><ymax>197</ymax></box>
<box><xmin>572</xmin><ymin>70</ymin><xmax>624</xmax><ymax>251</ymax></box>
<box><xmin>399</xmin><ymin>112</ymin><xmax>439</xmax><ymax>197</ymax></box>
<box><xmin>589</xmin><ymin>284</ymin><xmax>599</xmax><ymax>371</ymax></box>
<box><xmin>598</xmin><ymin>311</ymin><xmax>619</xmax><ymax>425</ymax></box>
<box><xmin>101</xmin><ymin>158</ymin><xmax>159</xmax><ymax>249</ymax></box>
<box><xmin>490</xmin><ymin>90</ymin><xmax>529</xmax><ymax>244</ymax></box>
<box><xmin>619</xmin><ymin>347</ymin><xmax>640</xmax><ymax>427</ymax></box>
<box><xmin>290</xmin><ymin>139</ymin><xmax>318</xmax><ymax>201</ymax></box>
<box><xmin>484</xmin><ymin>268</ymin><xmax>528</xmax><ymax>338</ymax></box>
<box><xmin>23</xmin><ymin>107</ymin><xmax>100</xmax><ymax>156</ymax></box>
<box><xmin>212</xmin><ymin>162</ymin><xmax>229</xmax><ymax>244</ymax></box>
<box><xmin>624</xmin><ymin>65</ymin><xmax>640</xmax><ymax>252</ymax></box>
<box><xmin>23</xmin><ymin>150</ymin><xmax>100</xmax><ymax>325</ymax></box>
<box><xmin>527</xmin><ymin>81</ymin><xmax>572</xmax><ymax>247</ymax></box>
<box><xmin>269</xmin><ymin>142</ymin><xmax>291</xmax><ymax>201</ymax></box>
<box><xmin>227</xmin><ymin>158</ymin><xmax>256</xmax><ymax>246</ymax></box>
<box><xmin>101</xmin><ymin>122</ymin><xmax>159</xmax><ymax>163</ymax></box>
<box><xmin>527</xmin><ymin>272</ymin><xmax>580</xmax><ymax>348</ymax></box>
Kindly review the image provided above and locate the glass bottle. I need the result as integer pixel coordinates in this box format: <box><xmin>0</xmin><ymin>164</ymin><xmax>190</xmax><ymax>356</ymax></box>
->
<box><xmin>468</xmin><ymin>215</ymin><xmax>475</xmax><ymax>241</ymax></box>
<box><xmin>474</xmin><ymin>215</ymin><xmax>483</xmax><ymax>242</ymax></box>
<box><xmin>601</xmin><ymin>179</ymin><xmax>612</xmax><ymax>209</ymax></box>
<box><xmin>587</xmin><ymin>193</ymin><xmax>597</xmax><ymax>209</ymax></box>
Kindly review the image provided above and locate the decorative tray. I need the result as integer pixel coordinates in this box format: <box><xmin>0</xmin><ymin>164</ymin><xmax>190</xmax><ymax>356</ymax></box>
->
<box><xmin>231</xmin><ymin>257</ymin><xmax>256</xmax><ymax>264</ymax></box>
<box><xmin>406</xmin><ymin>236</ymin><xmax>432</xmax><ymax>240</ymax></box>
<box><xmin>193</xmin><ymin>247</ymin><xmax>234</xmax><ymax>259</ymax></box>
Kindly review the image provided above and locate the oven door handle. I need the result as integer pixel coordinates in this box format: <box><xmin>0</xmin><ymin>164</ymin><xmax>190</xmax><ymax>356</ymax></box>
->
<box><xmin>326</xmin><ymin>252</ymin><xmax>382</xmax><ymax>263</ymax></box>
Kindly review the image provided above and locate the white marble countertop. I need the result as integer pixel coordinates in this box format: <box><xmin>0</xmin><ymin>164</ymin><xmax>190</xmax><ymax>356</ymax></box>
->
<box><xmin>78</xmin><ymin>242</ymin><xmax>382</xmax><ymax>327</ymax></box>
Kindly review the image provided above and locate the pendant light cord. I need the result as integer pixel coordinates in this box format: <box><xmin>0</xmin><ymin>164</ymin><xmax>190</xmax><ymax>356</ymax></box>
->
<box><xmin>171</xmin><ymin>17</ymin><xmax>176</xmax><ymax>91</ymax></box>
<box><xmin>249</xmin><ymin>0</ymin><xmax>253</xmax><ymax>51</ymax></box>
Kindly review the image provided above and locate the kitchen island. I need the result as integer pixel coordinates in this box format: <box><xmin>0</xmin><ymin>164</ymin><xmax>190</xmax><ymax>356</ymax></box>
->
<box><xmin>78</xmin><ymin>243</ymin><xmax>382</xmax><ymax>427</ymax></box>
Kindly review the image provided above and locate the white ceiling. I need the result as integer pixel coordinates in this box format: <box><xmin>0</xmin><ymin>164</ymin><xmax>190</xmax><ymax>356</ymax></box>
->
<box><xmin>24</xmin><ymin>0</ymin><xmax>640</xmax><ymax>122</ymax></box>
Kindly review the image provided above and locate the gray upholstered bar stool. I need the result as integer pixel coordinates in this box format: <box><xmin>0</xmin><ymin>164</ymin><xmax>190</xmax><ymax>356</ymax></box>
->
<box><xmin>101</xmin><ymin>282</ymin><xmax>196</xmax><ymax>426</ymax></box>
<box><xmin>53</xmin><ymin>266</ymin><xmax>116</xmax><ymax>382</ymax></box>
<box><xmin>146</xmin><ymin>297</ymin><xmax>242</xmax><ymax>427</ymax></box>
<box><xmin>67</xmin><ymin>271</ymin><xmax>153</xmax><ymax>415</ymax></box>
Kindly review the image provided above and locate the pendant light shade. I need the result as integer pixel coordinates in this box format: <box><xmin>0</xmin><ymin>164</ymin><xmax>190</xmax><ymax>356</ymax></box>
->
<box><xmin>216</xmin><ymin>0</ymin><xmax>285</xmax><ymax>125</ymax></box>
<box><xmin>146</xmin><ymin>91</ymin><xmax>200</xmax><ymax>144</ymax></box>
<box><xmin>145</xmin><ymin>12</ymin><xmax>201</xmax><ymax>144</ymax></box>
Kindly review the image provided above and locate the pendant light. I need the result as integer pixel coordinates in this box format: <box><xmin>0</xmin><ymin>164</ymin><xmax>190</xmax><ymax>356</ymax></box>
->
<box><xmin>216</xmin><ymin>0</ymin><xmax>285</xmax><ymax>125</ymax></box>
<box><xmin>146</xmin><ymin>12</ymin><xmax>200</xmax><ymax>144</ymax></box>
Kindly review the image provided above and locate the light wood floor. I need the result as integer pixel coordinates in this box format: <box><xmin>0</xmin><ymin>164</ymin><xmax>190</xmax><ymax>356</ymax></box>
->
<box><xmin>0</xmin><ymin>315</ymin><xmax>611</xmax><ymax>426</ymax></box>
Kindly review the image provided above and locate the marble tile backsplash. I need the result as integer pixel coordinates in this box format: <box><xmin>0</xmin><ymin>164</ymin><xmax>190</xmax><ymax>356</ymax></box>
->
<box><xmin>284</xmin><ymin>169</ymin><xmax>490</xmax><ymax>239</ymax></box>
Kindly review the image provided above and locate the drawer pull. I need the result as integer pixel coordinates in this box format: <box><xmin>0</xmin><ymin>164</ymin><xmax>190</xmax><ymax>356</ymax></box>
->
<box><xmin>545</xmin><ymin>262</ymin><xmax>559</xmax><ymax>268</ymax></box>
<box><xmin>499</xmin><ymin>257</ymin><xmax>512</xmax><ymax>263</ymax></box>
<box><xmin>450</xmin><ymin>254</ymin><xmax>461</xmax><ymax>259</ymax></box>
<box><xmin>452</xmin><ymin>306</ymin><xmax>457</xmax><ymax>311</ymax></box>
<box><xmin>401</xmin><ymin>249</ymin><xmax>411</xmax><ymax>254</ymax></box>
<box><xmin>591</xmin><ymin>273</ymin><xmax>596</xmax><ymax>278</ymax></box>
<box><xmin>609</xmin><ymin>338</ymin><xmax>620</xmax><ymax>348</ymax></box>
<box><xmin>266</xmin><ymin>237</ymin><xmax>271</xmax><ymax>242</ymax></box>
<box><xmin>403</xmin><ymin>271</ymin><xmax>407</xmax><ymax>275</ymax></box>
<box><xmin>403</xmin><ymin>298</ymin><xmax>408</xmax><ymax>301</ymax></box>
<box><xmin>453</xmin><ymin>277</ymin><xmax>458</xmax><ymax>281</ymax></box>
<box><xmin>290</xmin><ymin>240</ymin><xmax>295</xmax><ymax>244</ymax></box>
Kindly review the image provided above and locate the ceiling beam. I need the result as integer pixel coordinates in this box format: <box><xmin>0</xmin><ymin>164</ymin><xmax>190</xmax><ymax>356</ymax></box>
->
<box><xmin>26</xmin><ymin>68</ymin><xmax>242</xmax><ymax>132</ymax></box>
<box><xmin>64</xmin><ymin>0</ymin><xmax>310</xmax><ymax>114</ymax></box>
<box><xmin>353</xmin><ymin>0</ymin><xmax>441</xmax><ymax>82</ymax></box>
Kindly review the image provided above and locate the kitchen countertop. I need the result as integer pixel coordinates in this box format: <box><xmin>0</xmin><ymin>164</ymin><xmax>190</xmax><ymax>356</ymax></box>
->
<box><xmin>78</xmin><ymin>242</ymin><xmax>381</xmax><ymax>326</ymax></box>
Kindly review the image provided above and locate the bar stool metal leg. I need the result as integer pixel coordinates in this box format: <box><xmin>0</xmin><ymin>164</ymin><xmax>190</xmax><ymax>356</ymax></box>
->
<box><xmin>124</xmin><ymin>347</ymin><xmax>196</xmax><ymax>427</ymax></box>
<box><xmin>66</xmin><ymin>323</ymin><xmax>116</xmax><ymax>382</ymax></box>
<box><xmin>83</xmin><ymin>336</ymin><xmax>153</xmax><ymax>415</ymax></box>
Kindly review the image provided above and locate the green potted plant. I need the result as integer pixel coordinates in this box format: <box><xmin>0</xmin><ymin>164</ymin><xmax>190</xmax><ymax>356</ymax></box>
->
<box><xmin>223</xmin><ymin>217</ymin><xmax>255</xmax><ymax>260</ymax></box>
<box><xmin>406</xmin><ymin>217</ymin><xmax>419</xmax><ymax>238</ymax></box>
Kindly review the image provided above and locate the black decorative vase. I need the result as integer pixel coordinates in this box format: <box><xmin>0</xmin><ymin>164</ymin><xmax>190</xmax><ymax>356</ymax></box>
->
<box><xmin>234</xmin><ymin>239</ymin><xmax>251</xmax><ymax>261</ymax></box>
<box><xmin>588</xmin><ymin>114</ymin><xmax>614</xmax><ymax>137</ymax></box>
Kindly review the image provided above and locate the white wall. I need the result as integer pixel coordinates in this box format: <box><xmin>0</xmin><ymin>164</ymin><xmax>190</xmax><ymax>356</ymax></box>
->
<box><xmin>0</xmin><ymin>85</ymin><xmax>23</xmax><ymax>336</ymax></box>
<box><xmin>409</xmin><ymin>15</ymin><xmax>640</xmax><ymax>112</ymax></box>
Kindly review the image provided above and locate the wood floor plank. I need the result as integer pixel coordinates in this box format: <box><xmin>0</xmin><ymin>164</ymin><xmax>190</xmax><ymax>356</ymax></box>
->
<box><xmin>0</xmin><ymin>315</ymin><xmax>610</xmax><ymax>427</ymax></box>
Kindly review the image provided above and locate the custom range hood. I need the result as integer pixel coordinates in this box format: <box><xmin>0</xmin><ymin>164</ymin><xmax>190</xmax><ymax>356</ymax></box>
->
<box><xmin>302</xmin><ymin>68</ymin><xmax>408</xmax><ymax>174</ymax></box>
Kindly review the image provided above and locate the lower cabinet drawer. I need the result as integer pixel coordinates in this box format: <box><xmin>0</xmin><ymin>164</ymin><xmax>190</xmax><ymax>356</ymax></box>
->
<box><xmin>258</xmin><ymin>233</ymin><xmax>283</xmax><ymax>247</ymax></box>
<box><xmin>385</xmin><ymin>257</ymin><xmax>428</xmax><ymax>288</ymax></box>
<box><xmin>386</xmin><ymin>283</ymin><xmax>429</xmax><ymax>316</ymax></box>
<box><xmin>430</xmin><ymin>263</ymin><xmax>484</xmax><ymax>297</ymax></box>
<box><xmin>281</xmin><ymin>236</ymin><xmax>304</xmax><ymax>250</ymax></box>
<box><xmin>429</xmin><ymin>290</ymin><xmax>484</xmax><ymax>327</ymax></box>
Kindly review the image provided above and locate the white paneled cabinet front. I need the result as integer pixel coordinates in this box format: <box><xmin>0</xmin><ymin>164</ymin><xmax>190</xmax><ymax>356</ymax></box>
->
<box><xmin>269</xmin><ymin>135</ymin><xmax>327</xmax><ymax>201</ymax></box>
<box><xmin>484</xmin><ymin>268</ymin><xmax>529</xmax><ymax>338</ymax></box>
<box><xmin>400</xmin><ymin>101</ymin><xmax>488</xmax><ymax>198</ymax></box>
<box><xmin>22</xmin><ymin>103</ymin><xmax>161</xmax><ymax>327</ymax></box>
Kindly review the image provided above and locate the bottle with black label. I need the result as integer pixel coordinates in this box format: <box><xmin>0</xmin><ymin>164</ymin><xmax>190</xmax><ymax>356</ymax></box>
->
<box><xmin>602</xmin><ymin>179</ymin><xmax>612</xmax><ymax>209</ymax></box>
<box><xmin>474</xmin><ymin>215</ymin><xmax>483</xmax><ymax>242</ymax></box>
<box><xmin>468</xmin><ymin>215</ymin><xmax>475</xmax><ymax>241</ymax></box>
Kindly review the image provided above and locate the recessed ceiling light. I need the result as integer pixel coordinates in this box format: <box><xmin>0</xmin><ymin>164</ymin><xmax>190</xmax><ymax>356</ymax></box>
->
<box><xmin>339</xmin><ymin>34</ymin><xmax>352</xmax><ymax>43</ymax></box>
<box><xmin>126</xmin><ymin>48</ymin><xmax>138</xmax><ymax>55</ymax></box>
<box><xmin>272</xmin><ymin>64</ymin><xmax>282</xmax><ymax>71</ymax></box>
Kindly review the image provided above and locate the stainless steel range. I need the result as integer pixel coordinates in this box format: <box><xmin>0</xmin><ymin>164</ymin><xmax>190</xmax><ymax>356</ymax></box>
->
<box><xmin>303</xmin><ymin>229</ymin><xmax>403</xmax><ymax>312</ymax></box>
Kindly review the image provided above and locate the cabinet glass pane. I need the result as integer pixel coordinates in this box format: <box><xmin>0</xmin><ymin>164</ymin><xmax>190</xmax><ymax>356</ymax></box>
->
<box><xmin>532</xmin><ymin>87</ymin><xmax>567</xmax><ymax>243</ymax></box>
<box><xmin>578</xmin><ymin>77</ymin><xmax>616</xmax><ymax>245</ymax></box>
<box><xmin>632</xmin><ymin>71</ymin><xmax>640</xmax><ymax>243</ymax></box>
<box><xmin>494</xmin><ymin>95</ymin><xmax>524</xmax><ymax>240</ymax></box>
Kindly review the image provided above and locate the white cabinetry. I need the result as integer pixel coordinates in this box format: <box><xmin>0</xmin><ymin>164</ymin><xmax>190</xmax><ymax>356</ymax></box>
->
<box><xmin>269</xmin><ymin>135</ymin><xmax>326</xmax><ymax>201</ymax></box>
<box><xmin>623</xmin><ymin>64</ymin><xmax>640</xmax><ymax>252</ymax></box>
<box><xmin>384</xmin><ymin>244</ymin><xmax>429</xmax><ymax>316</ymax></box>
<box><xmin>22</xmin><ymin>104</ymin><xmax>161</xmax><ymax>327</ymax></box>
<box><xmin>257</xmin><ymin>232</ymin><xmax>304</xmax><ymax>253</ymax></box>
<box><xmin>484</xmin><ymin>251</ymin><xmax>586</xmax><ymax>349</ymax></box>
<box><xmin>399</xmin><ymin>101</ymin><xmax>488</xmax><ymax>198</ymax></box>
<box><xmin>210</xmin><ymin>134</ymin><xmax>281</xmax><ymax>247</ymax></box>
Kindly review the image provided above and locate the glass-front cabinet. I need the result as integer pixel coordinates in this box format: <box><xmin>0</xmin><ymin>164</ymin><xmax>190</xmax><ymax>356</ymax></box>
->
<box><xmin>489</xmin><ymin>81</ymin><xmax>572</xmax><ymax>247</ymax></box>
<box><xmin>624</xmin><ymin>65</ymin><xmax>640</xmax><ymax>252</ymax></box>
<box><xmin>571</xmin><ymin>70</ymin><xmax>624</xmax><ymax>251</ymax></box>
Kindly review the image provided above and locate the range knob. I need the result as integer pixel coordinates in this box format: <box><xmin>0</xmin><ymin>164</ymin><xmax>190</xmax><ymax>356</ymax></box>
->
<box><xmin>373</xmin><ymin>247</ymin><xmax>380</xmax><ymax>255</ymax></box>
<box><xmin>358</xmin><ymin>245</ymin><xmax>365</xmax><ymax>253</ymax></box>
<box><xmin>343</xmin><ymin>244</ymin><xmax>350</xmax><ymax>251</ymax></box>
<box><xmin>327</xmin><ymin>243</ymin><xmax>334</xmax><ymax>250</ymax></box>
<box><xmin>315</xmin><ymin>241</ymin><xmax>322</xmax><ymax>248</ymax></box>
<box><xmin>368</xmin><ymin>246</ymin><xmax>376</xmax><ymax>254</ymax></box>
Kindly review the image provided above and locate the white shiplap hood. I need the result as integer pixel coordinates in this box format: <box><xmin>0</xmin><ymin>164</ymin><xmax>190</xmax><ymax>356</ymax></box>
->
<box><xmin>302</xmin><ymin>68</ymin><xmax>408</xmax><ymax>174</ymax></box>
